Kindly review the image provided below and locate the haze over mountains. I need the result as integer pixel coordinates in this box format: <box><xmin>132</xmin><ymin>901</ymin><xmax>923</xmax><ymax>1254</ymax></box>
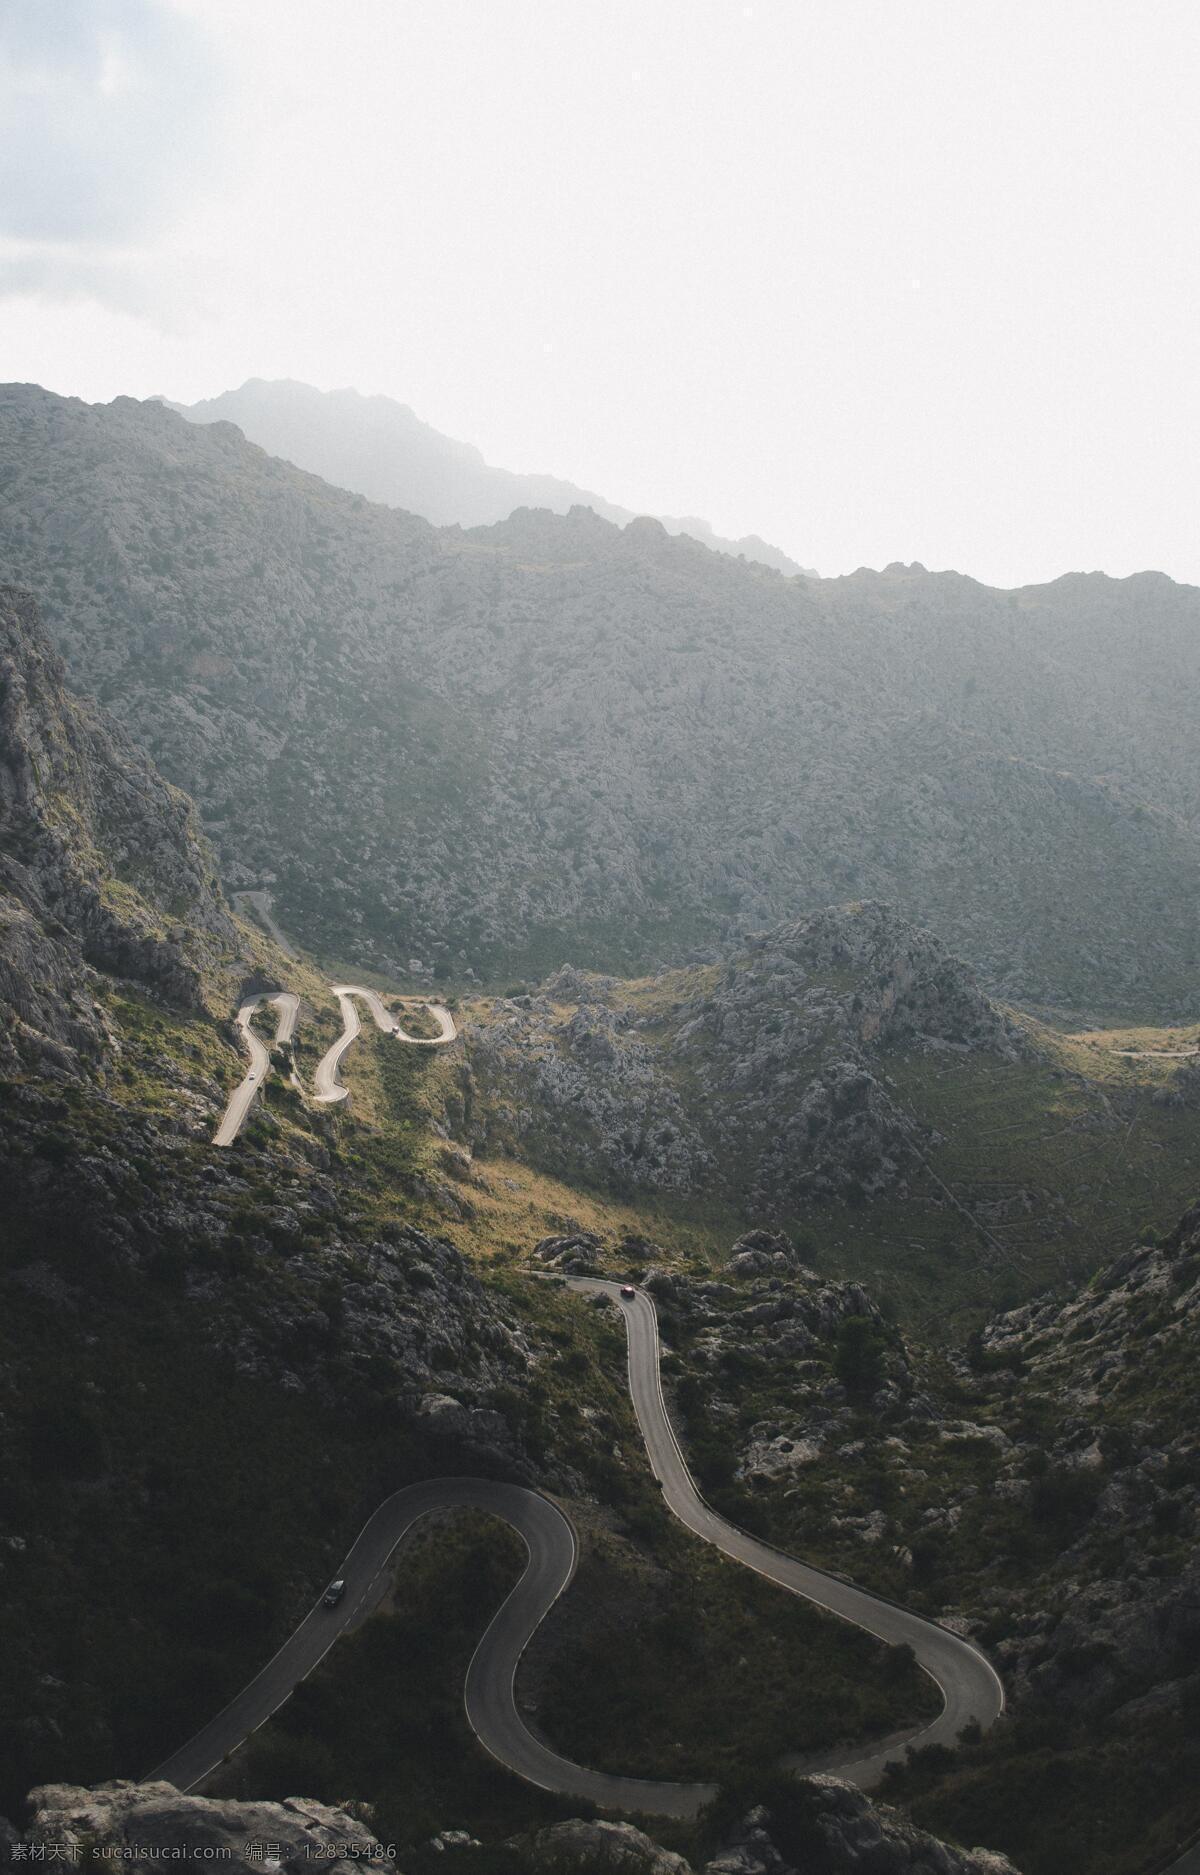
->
<box><xmin>3</xmin><ymin>381</ymin><xmax>1199</xmax><ymax>1018</ymax></box>
<box><xmin>173</xmin><ymin>378</ymin><xmax>816</xmax><ymax>576</ymax></box>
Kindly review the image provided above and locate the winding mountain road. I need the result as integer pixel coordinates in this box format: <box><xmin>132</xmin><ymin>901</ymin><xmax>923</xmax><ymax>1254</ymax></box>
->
<box><xmin>213</xmin><ymin>985</ymin><xmax>457</xmax><ymax>1142</ymax></box>
<box><xmin>313</xmin><ymin>985</ymin><xmax>457</xmax><ymax>1104</ymax></box>
<box><xmin>153</xmin><ymin>1283</ymin><xmax>1002</xmax><ymax>1815</ymax></box>
<box><xmin>194</xmin><ymin>978</ymin><xmax>1198</xmax><ymax>1862</ymax></box>
<box><xmin>572</xmin><ymin>1279</ymin><xmax>1004</xmax><ymax>1790</ymax></box>
<box><xmin>213</xmin><ymin>993</ymin><xmax>300</xmax><ymax>1147</ymax></box>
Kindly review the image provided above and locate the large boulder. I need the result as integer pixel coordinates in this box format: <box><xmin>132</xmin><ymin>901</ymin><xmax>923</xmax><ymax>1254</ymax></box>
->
<box><xmin>703</xmin><ymin>1782</ymin><xmax>1022</xmax><ymax>1873</ymax></box>
<box><xmin>533</xmin><ymin>1231</ymin><xmax>604</xmax><ymax>1273</ymax></box>
<box><xmin>21</xmin><ymin>1783</ymin><xmax>384</xmax><ymax>1871</ymax></box>
<box><xmin>518</xmin><ymin>1817</ymin><xmax>693</xmax><ymax>1873</ymax></box>
<box><xmin>726</xmin><ymin>1229</ymin><xmax>809</xmax><ymax>1279</ymax></box>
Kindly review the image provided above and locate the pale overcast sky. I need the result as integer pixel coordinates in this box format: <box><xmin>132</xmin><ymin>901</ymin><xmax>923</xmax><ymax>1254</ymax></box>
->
<box><xmin>1</xmin><ymin>0</ymin><xmax>1198</xmax><ymax>587</ymax></box>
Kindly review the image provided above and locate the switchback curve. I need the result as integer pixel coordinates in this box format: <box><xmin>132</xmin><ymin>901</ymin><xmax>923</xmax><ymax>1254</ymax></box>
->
<box><xmin>213</xmin><ymin>993</ymin><xmax>300</xmax><ymax>1147</ymax></box>
<box><xmin>313</xmin><ymin>985</ymin><xmax>457</xmax><ymax>1104</ymax></box>
<box><xmin>152</xmin><ymin>1286</ymin><xmax>1002</xmax><ymax>1816</ymax></box>
<box><xmin>213</xmin><ymin>984</ymin><xmax>457</xmax><ymax>1142</ymax></box>
<box><xmin>571</xmin><ymin>1278</ymin><xmax>1005</xmax><ymax>1790</ymax></box>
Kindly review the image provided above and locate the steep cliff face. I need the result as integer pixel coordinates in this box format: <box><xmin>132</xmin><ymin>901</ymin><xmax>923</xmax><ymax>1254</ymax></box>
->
<box><xmin>0</xmin><ymin>586</ymin><xmax>235</xmax><ymax>1068</ymax></box>
<box><xmin>3</xmin><ymin>385</ymin><xmax>1200</xmax><ymax>1013</ymax></box>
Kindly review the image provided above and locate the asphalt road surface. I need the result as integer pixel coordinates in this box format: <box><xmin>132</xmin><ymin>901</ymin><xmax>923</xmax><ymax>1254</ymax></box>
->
<box><xmin>571</xmin><ymin>1279</ymin><xmax>1005</xmax><ymax>1786</ymax></box>
<box><xmin>212</xmin><ymin>993</ymin><xmax>300</xmax><ymax>1147</ymax></box>
<box><xmin>213</xmin><ymin>985</ymin><xmax>457</xmax><ymax>1140</ymax></box>
<box><xmin>1164</xmin><ymin>1842</ymin><xmax>1200</xmax><ymax>1874</ymax></box>
<box><xmin>151</xmin><ymin>1478</ymin><xmax>580</xmax><ymax>1798</ymax></box>
<box><xmin>313</xmin><ymin>985</ymin><xmax>457</xmax><ymax>1104</ymax></box>
<box><xmin>153</xmin><ymin>1284</ymin><xmax>1002</xmax><ymax>1816</ymax></box>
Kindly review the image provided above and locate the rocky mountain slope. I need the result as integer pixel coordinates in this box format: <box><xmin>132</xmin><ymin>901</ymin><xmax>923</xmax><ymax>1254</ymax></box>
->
<box><xmin>459</xmin><ymin>903</ymin><xmax>1200</xmax><ymax>1321</ymax></box>
<box><xmin>636</xmin><ymin>1202</ymin><xmax>1200</xmax><ymax>1875</ymax></box>
<box><xmin>175</xmin><ymin>377</ymin><xmax>813</xmax><ymax>575</ymax></box>
<box><xmin>0</xmin><ymin>1048</ymin><xmax>550</xmax><ymax>1807</ymax></box>
<box><xmin>466</xmin><ymin>902</ymin><xmax>1024</xmax><ymax>1209</ymax></box>
<box><xmin>889</xmin><ymin>1204</ymin><xmax>1200</xmax><ymax>1874</ymax></box>
<box><xmin>973</xmin><ymin>1205</ymin><xmax>1200</xmax><ymax>1717</ymax></box>
<box><xmin>2</xmin><ymin>384</ymin><xmax>1200</xmax><ymax>1013</ymax></box>
<box><xmin>0</xmin><ymin>585</ymin><xmax>235</xmax><ymax>1070</ymax></box>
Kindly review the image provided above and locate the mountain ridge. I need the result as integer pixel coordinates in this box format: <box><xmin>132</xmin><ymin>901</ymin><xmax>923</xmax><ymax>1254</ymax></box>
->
<box><xmin>172</xmin><ymin>376</ymin><xmax>817</xmax><ymax>576</ymax></box>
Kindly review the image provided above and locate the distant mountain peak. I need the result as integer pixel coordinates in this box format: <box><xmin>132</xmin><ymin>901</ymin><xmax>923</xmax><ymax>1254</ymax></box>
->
<box><xmin>176</xmin><ymin>377</ymin><xmax>815</xmax><ymax>574</ymax></box>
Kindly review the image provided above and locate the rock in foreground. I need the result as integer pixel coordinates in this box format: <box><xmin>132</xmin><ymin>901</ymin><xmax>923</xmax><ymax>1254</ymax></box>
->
<box><xmin>700</xmin><ymin>1779</ymin><xmax>1022</xmax><ymax>1872</ymax></box>
<box><xmin>19</xmin><ymin>1783</ymin><xmax>385</xmax><ymax>1870</ymax></box>
<box><xmin>7</xmin><ymin>1778</ymin><xmax>1024</xmax><ymax>1875</ymax></box>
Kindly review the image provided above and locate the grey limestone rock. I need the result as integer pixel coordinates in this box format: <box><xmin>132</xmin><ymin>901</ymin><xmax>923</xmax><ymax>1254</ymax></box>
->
<box><xmin>22</xmin><ymin>1782</ymin><xmax>387</xmax><ymax>1871</ymax></box>
<box><xmin>517</xmin><ymin>1817</ymin><xmax>693</xmax><ymax>1873</ymax></box>
<box><xmin>703</xmin><ymin>1783</ymin><xmax>1022</xmax><ymax>1874</ymax></box>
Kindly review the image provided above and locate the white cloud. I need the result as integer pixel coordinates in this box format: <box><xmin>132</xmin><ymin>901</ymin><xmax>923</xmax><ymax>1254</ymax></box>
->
<box><xmin>0</xmin><ymin>0</ymin><xmax>220</xmax><ymax>244</ymax></box>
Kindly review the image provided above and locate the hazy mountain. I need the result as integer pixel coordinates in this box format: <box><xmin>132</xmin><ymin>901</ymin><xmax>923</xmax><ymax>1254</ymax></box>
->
<box><xmin>2</xmin><ymin>383</ymin><xmax>1199</xmax><ymax>1017</ymax></box>
<box><xmin>172</xmin><ymin>376</ymin><xmax>815</xmax><ymax>576</ymax></box>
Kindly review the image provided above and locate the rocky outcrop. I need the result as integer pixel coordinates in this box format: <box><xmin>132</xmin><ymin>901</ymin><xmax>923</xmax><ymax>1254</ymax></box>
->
<box><xmin>659</xmin><ymin>903</ymin><xmax>1025</xmax><ymax>1210</ymax></box>
<box><xmin>465</xmin><ymin>992</ymin><xmax>711</xmax><ymax>1193</ymax></box>
<box><xmin>513</xmin><ymin>1786</ymin><xmax>1022</xmax><ymax>1873</ymax></box>
<box><xmin>753</xmin><ymin>902</ymin><xmax>1021</xmax><ymax>1054</ymax></box>
<box><xmin>533</xmin><ymin>1230</ymin><xmax>605</xmax><ymax>1273</ymax></box>
<box><xmin>0</xmin><ymin>586</ymin><xmax>236</xmax><ymax>1069</ymax></box>
<box><xmin>517</xmin><ymin>1816</ymin><xmax>692</xmax><ymax>1873</ymax></box>
<box><xmin>701</xmin><ymin>1782</ymin><xmax>1021</xmax><ymax>1873</ymax></box>
<box><xmin>19</xmin><ymin>1782</ymin><xmax>385</xmax><ymax>1870</ymax></box>
<box><xmin>6</xmin><ymin>1783</ymin><xmax>1023</xmax><ymax>1875</ymax></box>
<box><xmin>726</xmin><ymin>1230</ymin><xmax>818</xmax><ymax>1279</ymax></box>
<box><xmin>466</xmin><ymin>904</ymin><xmax>1022</xmax><ymax>1216</ymax></box>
